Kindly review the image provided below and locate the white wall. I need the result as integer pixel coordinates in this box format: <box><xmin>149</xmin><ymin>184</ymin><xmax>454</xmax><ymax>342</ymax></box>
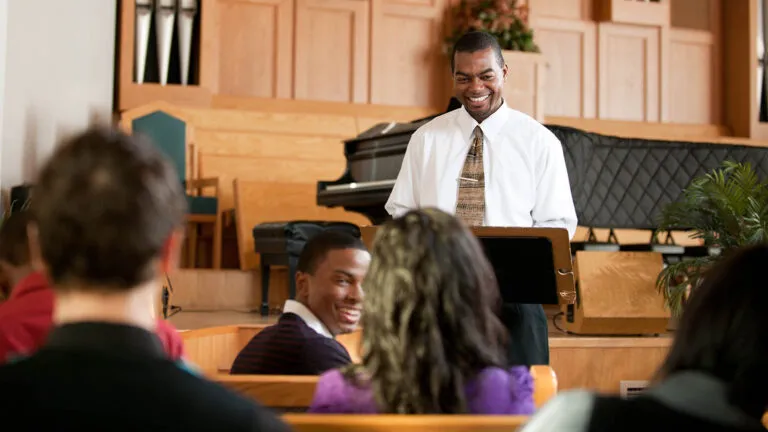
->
<box><xmin>0</xmin><ymin>0</ymin><xmax>8</xmax><ymax>191</ymax></box>
<box><xmin>0</xmin><ymin>0</ymin><xmax>116</xmax><ymax>196</ymax></box>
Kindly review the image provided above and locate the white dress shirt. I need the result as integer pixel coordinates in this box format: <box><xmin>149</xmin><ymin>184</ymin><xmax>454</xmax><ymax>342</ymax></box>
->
<box><xmin>385</xmin><ymin>101</ymin><xmax>577</xmax><ymax>239</ymax></box>
<box><xmin>282</xmin><ymin>299</ymin><xmax>333</xmax><ymax>338</ymax></box>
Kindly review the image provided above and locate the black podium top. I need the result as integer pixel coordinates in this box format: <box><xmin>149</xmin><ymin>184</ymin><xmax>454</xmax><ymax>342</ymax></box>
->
<box><xmin>480</xmin><ymin>236</ymin><xmax>560</xmax><ymax>305</ymax></box>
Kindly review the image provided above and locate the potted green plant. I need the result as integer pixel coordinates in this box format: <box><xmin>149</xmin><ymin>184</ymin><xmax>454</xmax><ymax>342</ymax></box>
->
<box><xmin>445</xmin><ymin>0</ymin><xmax>546</xmax><ymax>120</ymax></box>
<box><xmin>655</xmin><ymin>160</ymin><xmax>768</xmax><ymax>317</ymax></box>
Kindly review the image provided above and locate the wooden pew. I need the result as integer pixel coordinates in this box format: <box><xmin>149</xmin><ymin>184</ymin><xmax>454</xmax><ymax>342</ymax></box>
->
<box><xmin>180</xmin><ymin>324</ymin><xmax>361</xmax><ymax>374</ymax></box>
<box><xmin>282</xmin><ymin>414</ymin><xmax>530</xmax><ymax>432</ymax></box>
<box><xmin>214</xmin><ymin>365</ymin><xmax>557</xmax><ymax>410</ymax></box>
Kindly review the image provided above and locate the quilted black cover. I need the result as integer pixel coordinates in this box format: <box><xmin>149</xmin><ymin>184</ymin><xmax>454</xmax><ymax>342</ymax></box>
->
<box><xmin>547</xmin><ymin>126</ymin><xmax>768</xmax><ymax>230</ymax></box>
<box><xmin>252</xmin><ymin>221</ymin><xmax>361</xmax><ymax>256</ymax></box>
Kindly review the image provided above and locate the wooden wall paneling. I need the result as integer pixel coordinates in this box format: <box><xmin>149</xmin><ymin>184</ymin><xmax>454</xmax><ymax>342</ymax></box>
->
<box><xmin>597</xmin><ymin>23</ymin><xmax>662</xmax><ymax>122</ymax></box>
<box><xmin>710</xmin><ymin>0</ymin><xmax>722</xmax><ymax>126</ymax></box>
<box><xmin>294</xmin><ymin>0</ymin><xmax>370</xmax><ymax>103</ymax></box>
<box><xmin>233</xmin><ymin>179</ymin><xmax>371</xmax><ymax>270</ymax></box>
<box><xmin>528</xmin><ymin>0</ymin><xmax>592</xmax><ymax>21</ymax></box>
<box><xmin>199</xmin><ymin>148</ymin><xmax>346</xmax><ymax>211</ymax></box>
<box><xmin>531</xmin><ymin>17</ymin><xmax>597</xmax><ymax>118</ymax></box>
<box><xmin>671</xmin><ymin>0</ymin><xmax>716</xmax><ymax>31</ymax></box>
<box><xmin>211</xmin><ymin>95</ymin><xmax>437</xmax><ymax>119</ymax></box>
<box><xmin>722</xmin><ymin>0</ymin><xmax>753</xmax><ymax>138</ymax></box>
<box><xmin>370</xmin><ymin>0</ymin><xmax>448</xmax><ymax>108</ymax></box>
<box><xmin>180</xmin><ymin>107</ymin><xmax>359</xmax><ymax>136</ymax></box>
<box><xmin>201</xmin><ymin>0</ymin><xmax>294</xmax><ymax>99</ymax></box>
<box><xmin>595</xmin><ymin>0</ymin><xmax>670</xmax><ymax>27</ymax></box>
<box><xmin>668</xmin><ymin>29</ymin><xmax>716</xmax><ymax>124</ymax></box>
<box><xmin>549</xmin><ymin>338</ymin><xmax>671</xmax><ymax>392</ymax></box>
<box><xmin>659</xmin><ymin>24</ymin><xmax>671</xmax><ymax>122</ymax></box>
<box><xmin>165</xmin><ymin>268</ymin><xmax>290</xmax><ymax>312</ymax></box>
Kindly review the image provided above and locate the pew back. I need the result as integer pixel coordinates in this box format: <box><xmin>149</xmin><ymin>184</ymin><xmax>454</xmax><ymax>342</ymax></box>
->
<box><xmin>281</xmin><ymin>414</ymin><xmax>530</xmax><ymax>431</ymax></box>
<box><xmin>179</xmin><ymin>324</ymin><xmax>261</xmax><ymax>373</ymax></box>
<box><xmin>214</xmin><ymin>365</ymin><xmax>557</xmax><ymax>410</ymax></box>
<box><xmin>181</xmin><ymin>324</ymin><xmax>362</xmax><ymax>374</ymax></box>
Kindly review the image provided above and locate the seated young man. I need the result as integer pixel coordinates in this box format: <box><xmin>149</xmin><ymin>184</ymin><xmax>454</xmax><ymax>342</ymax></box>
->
<box><xmin>0</xmin><ymin>211</ymin><xmax>185</xmax><ymax>364</ymax></box>
<box><xmin>231</xmin><ymin>230</ymin><xmax>369</xmax><ymax>375</ymax></box>
<box><xmin>0</xmin><ymin>128</ymin><xmax>289</xmax><ymax>430</ymax></box>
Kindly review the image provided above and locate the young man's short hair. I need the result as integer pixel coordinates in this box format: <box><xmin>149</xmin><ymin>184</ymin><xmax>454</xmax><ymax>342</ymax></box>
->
<box><xmin>296</xmin><ymin>231</ymin><xmax>366</xmax><ymax>275</ymax></box>
<box><xmin>31</xmin><ymin>127</ymin><xmax>186</xmax><ymax>291</ymax></box>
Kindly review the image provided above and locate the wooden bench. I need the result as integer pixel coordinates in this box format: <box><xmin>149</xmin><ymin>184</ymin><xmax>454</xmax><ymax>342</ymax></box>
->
<box><xmin>281</xmin><ymin>414</ymin><xmax>530</xmax><ymax>431</ymax></box>
<box><xmin>180</xmin><ymin>324</ymin><xmax>361</xmax><ymax>374</ymax></box>
<box><xmin>214</xmin><ymin>365</ymin><xmax>557</xmax><ymax>410</ymax></box>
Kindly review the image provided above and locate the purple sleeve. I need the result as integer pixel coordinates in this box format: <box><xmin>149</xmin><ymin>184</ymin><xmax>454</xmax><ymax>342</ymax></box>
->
<box><xmin>307</xmin><ymin>369</ymin><xmax>352</xmax><ymax>413</ymax></box>
<box><xmin>308</xmin><ymin>369</ymin><xmax>378</xmax><ymax>413</ymax></box>
<box><xmin>507</xmin><ymin>366</ymin><xmax>536</xmax><ymax>415</ymax></box>
<box><xmin>465</xmin><ymin>366</ymin><xmax>535</xmax><ymax>415</ymax></box>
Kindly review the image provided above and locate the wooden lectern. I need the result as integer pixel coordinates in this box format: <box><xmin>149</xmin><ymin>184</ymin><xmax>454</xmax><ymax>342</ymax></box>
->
<box><xmin>360</xmin><ymin>226</ymin><xmax>576</xmax><ymax>306</ymax></box>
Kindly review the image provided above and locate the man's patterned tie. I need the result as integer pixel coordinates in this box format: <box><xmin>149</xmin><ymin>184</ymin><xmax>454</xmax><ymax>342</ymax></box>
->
<box><xmin>455</xmin><ymin>126</ymin><xmax>485</xmax><ymax>226</ymax></box>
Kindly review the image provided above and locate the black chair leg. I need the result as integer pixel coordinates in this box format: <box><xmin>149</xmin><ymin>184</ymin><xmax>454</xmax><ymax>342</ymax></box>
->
<box><xmin>260</xmin><ymin>263</ymin><xmax>270</xmax><ymax>316</ymax></box>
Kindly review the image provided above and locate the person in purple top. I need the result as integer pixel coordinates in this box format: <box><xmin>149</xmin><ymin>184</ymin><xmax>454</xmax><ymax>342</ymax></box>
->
<box><xmin>308</xmin><ymin>208</ymin><xmax>535</xmax><ymax>415</ymax></box>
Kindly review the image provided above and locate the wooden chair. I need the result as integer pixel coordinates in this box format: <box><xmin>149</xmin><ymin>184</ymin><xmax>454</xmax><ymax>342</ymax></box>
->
<box><xmin>282</xmin><ymin>414</ymin><xmax>529</xmax><ymax>431</ymax></box>
<box><xmin>129</xmin><ymin>110</ymin><xmax>222</xmax><ymax>269</ymax></box>
<box><xmin>215</xmin><ymin>365</ymin><xmax>557</xmax><ymax>410</ymax></box>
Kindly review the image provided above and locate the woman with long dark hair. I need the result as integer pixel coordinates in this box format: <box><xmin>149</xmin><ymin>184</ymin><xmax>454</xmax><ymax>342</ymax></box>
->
<box><xmin>307</xmin><ymin>208</ymin><xmax>535</xmax><ymax>414</ymax></box>
<box><xmin>522</xmin><ymin>244</ymin><xmax>768</xmax><ymax>431</ymax></box>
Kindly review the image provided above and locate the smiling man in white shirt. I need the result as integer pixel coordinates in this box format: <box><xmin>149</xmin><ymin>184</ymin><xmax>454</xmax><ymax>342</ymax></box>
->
<box><xmin>385</xmin><ymin>31</ymin><xmax>577</xmax><ymax>366</ymax></box>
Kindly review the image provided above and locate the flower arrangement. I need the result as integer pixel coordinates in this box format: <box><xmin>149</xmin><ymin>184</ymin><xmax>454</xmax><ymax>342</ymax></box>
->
<box><xmin>445</xmin><ymin>0</ymin><xmax>539</xmax><ymax>53</ymax></box>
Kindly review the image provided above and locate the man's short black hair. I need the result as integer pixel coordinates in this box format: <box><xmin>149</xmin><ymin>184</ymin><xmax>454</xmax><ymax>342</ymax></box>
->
<box><xmin>0</xmin><ymin>211</ymin><xmax>34</xmax><ymax>267</ymax></box>
<box><xmin>451</xmin><ymin>31</ymin><xmax>505</xmax><ymax>72</ymax></box>
<box><xmin>296</xmin><ymin>231</ymin><xmax>367</xmax><ymax>275</ymax></box>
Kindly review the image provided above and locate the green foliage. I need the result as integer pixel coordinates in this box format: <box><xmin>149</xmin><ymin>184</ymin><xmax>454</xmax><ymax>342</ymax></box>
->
<box><xmin>655</xmin><ymin>160</ymin><xmax>768</xmax><ymax>316</ymax></box>
<box><xmin>445</xmin><ymin>0</ymin><xmax>540</xmax><ymax>53</ymax></box>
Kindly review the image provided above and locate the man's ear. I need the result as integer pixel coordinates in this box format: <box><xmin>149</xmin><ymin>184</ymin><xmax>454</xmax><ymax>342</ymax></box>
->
<box><xmin>26</xmin><ymin>223</ymin><xmax>46</xmax><ymax>273</ymax></box>
<box><xmin>159</xmin><ymin>229</ymin><xmax>184</xmax><ymax>274</ymax></box>
<box><xmin>295</xmin><ymin>271</ymin><xmax>310</xmax><ymax>301</ymax></box>
<box><xmin>502</xmin><ymin>63</ymin><xmax>509</xmax><ymax>81</ymax></box>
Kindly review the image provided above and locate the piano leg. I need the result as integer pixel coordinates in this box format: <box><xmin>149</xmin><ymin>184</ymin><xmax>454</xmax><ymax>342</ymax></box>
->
<box><xmin>288</xmin><ymin>256</ymin><xmax>298</xmax><ymax>301</ymax></box>
<box><xmin>260</xmin><ymin>263</ymin><xmax>270</xmax><ymax>316</ymax></box>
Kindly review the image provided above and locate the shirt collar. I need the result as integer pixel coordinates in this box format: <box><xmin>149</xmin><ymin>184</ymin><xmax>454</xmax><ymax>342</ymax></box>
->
<box><xmin>282</xmin><ymin>299</ymin><xmax>334</xmax><ymax>339</ymax></box>
<box><xmin>44</xmin><ymin>322</ymin><xmax>166</xmax><ymax>359</ymax></box>
<box><xmin>9</xmin><ymin>271</ymin><xmax>49</xmax><ymax>300</ymax></box>
<box><xmin>456</xmin><ymin>99</ymin><xmax>510</xmax><ymax>144</ymax></box>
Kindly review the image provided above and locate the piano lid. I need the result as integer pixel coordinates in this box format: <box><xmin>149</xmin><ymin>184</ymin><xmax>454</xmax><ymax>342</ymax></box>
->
<box><xmin>316</xmin><ymin>97</ymin><xmax>463</xmax><ymax>224</ymax></box>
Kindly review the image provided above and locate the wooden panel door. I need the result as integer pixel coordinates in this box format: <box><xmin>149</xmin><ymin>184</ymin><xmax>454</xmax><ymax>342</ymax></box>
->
<box><xmin>200</xmin><ymin>0</ymin><xmax>294</xmax><ymax>98</ymax></box>
<box><xmin>294</xmin><ymin>0</ymin><xmax>370</xmax><ymax>103</ymax></box>
<box><xmin>370</xmin><ymin>0</ymin><xmax>447</xmax><ymax>108</ymax></box>
<box><xmin>532</xmin><ymin>17</ymin><xmax>597</xmax><ymax>118</ymax></box>
<box><xmin>528</xmin><ymin>0</ymin><xmax>592</xmax><ymax>20</ymax></box>
<box><xmin>668</xmin><ymin>29</ymin><xmax>716</xmax><ymax>124</ymax></box>
<box><xmin>597</xmin><ymin>23</ymin><xmax>664</xmax><ymax>122</ymax></box>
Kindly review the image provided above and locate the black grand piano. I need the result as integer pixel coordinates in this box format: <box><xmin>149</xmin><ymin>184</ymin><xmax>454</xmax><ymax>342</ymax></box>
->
<box><xmin>316</xmin><ymin>98</ymin><xmax>463</xmax><ymax>224</ymax></box>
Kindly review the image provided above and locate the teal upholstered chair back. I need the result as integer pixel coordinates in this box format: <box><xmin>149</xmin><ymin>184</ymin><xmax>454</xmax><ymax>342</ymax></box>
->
<box><xmin>132</xmin><ymin>111</ymin><xmax>217</xmax><ymax>215</ymax></box>
<box><xmin>132</xmin><ymin>111</ymin><xmax>187</xmax><ymax>185</ymax></box>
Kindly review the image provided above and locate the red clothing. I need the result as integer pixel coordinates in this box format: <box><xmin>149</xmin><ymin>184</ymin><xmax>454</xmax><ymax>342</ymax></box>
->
<box><xmin>0</xmin><ymin>272</ymin><xmax>185</xmax><ymax>364</ymax></box>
